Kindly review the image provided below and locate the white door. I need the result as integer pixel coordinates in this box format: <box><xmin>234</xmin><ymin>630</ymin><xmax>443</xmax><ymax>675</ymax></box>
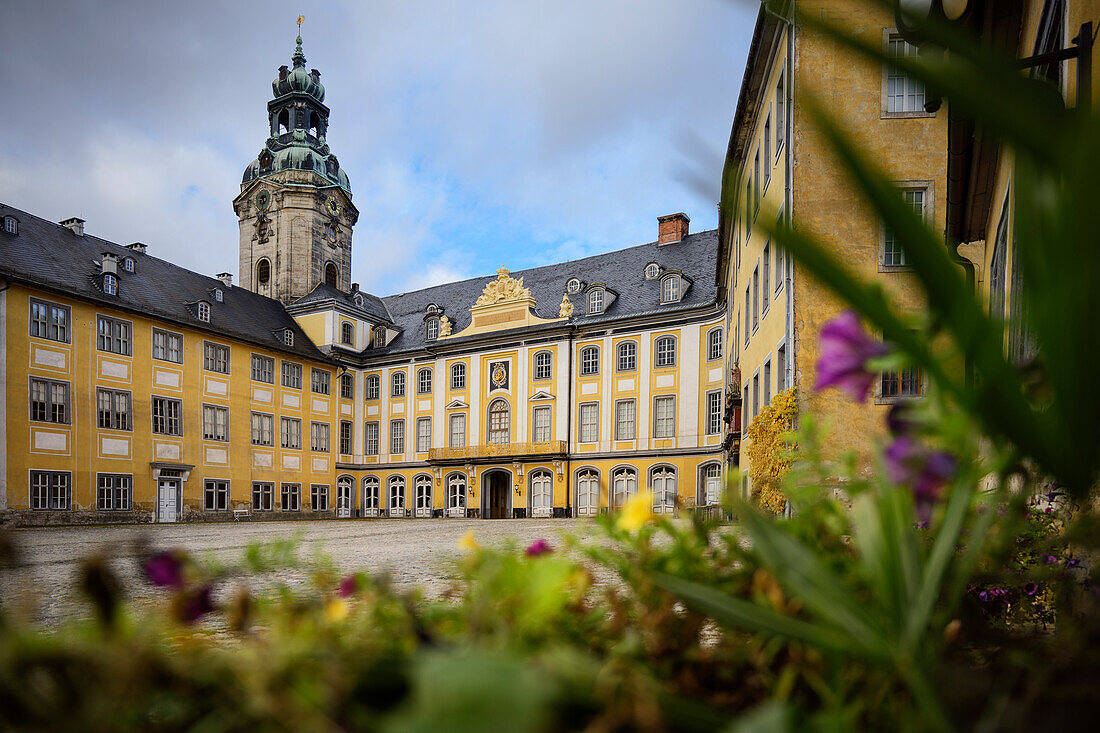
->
<box><xmin>336</xmin><ymin>480</ymin><xmax>352</xmax><ymax>518</ymax></box>
<box><xmin>447</xmin><ymin>475</ymin><xmax>467</xmax><ymax>518</ymax></box>
<box><xmin>704</xmin><ymin>465</ymin><xmax>722</xmax><ymax>506</ymax></box>
<box><xmin>415</xmin><ymin>476</ymin><xmax>432</xmax><ymax>518</ymax></box>
<box><xmin>157</xmin><ymin>479</ymin><xmax>178</xmax><ymax>523</ymax></box>
<box><xmin>652</xmin><ymin>469</ymin><xmax>677</xmax><ymax>515</ymax></box>
<box><xmin>576</xmin><ymin>471</ymin><xmax>599</xmax><ymax>517</ymax></box>
<box><xmin>531</xmin><ymin>473</ymin><xmax>552</xmax><ymax>518</ymax></box>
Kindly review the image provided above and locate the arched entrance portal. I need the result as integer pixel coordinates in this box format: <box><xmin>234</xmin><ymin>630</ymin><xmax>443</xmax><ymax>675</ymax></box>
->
<box><xmin>481</xmin><ymin>469</ymin><xmax>512</xmax><ymax>519</ymax></box>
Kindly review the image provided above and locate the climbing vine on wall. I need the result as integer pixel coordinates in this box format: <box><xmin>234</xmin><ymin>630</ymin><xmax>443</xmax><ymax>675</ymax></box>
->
<box><xmin>744</xmin><ymin>387</ymin><xmax>797</xmax><ymax>514</ymax></box>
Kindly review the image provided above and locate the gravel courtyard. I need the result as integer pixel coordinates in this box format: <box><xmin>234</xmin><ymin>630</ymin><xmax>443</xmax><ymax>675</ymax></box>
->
<box><xmin>0</xmin><ymin>518</ymin><xmax>594</xmax><ymax>626</ymax></box>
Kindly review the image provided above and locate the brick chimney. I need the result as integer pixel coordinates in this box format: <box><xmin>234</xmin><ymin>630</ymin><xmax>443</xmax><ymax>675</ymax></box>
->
<box><xmin>127</xmin><ymin>242</ymin><xmax>147</xmax><ymax>254</ymax></box>
<box><xmin>60</xmin><ymin>217</ymin><xmax>85</xmax><ymax>236</ymax></box>
<box><xmin>217</xmin><ymin>272</ymin><xmax>233</xmax><ymax>287</ymax></box>
<box><xmin>657</xmin><ymin>213</ymin><xmax>689</xmax><ymax>244</ymax></box>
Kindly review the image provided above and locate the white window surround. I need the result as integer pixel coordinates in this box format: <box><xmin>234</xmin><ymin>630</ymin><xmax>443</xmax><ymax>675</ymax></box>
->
<box><xmin>660</xmin><ymin>274</ymin><xmax>681</xmax><ymax>304</ymax></box>
<box><xmin>881</xmin><ymin>29</ymin><xmax>936</xmax><ymax>119</ymax></box>
<box><xmin>880</xmin><ymin>181</ymin><xmax>934</xmax><ymax>272</ymax></box>
<box><xmin>196</xmin><ymin>301</ymin><xmax>210</xmax><ymax>322</ymax></box>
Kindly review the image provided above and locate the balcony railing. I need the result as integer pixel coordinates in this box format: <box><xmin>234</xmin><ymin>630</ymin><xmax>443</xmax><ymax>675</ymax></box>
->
<box><xmin>428</xmin><ymin>441</ymin><xmax>568</xmax><ymax>462</ymax></box>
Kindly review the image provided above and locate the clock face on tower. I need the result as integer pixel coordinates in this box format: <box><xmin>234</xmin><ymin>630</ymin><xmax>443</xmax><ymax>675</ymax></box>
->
<box><xmin>256</xmin><ymin>189</ymin><xmax>270</xmax><ymax>211</ymax></box>
<box><xmin>326</xmin><ymin>197</ymin><xmax>340</xmax><ymax>217</ymax></box>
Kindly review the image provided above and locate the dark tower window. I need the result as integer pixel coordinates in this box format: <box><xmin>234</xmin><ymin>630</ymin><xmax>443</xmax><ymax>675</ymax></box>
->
<box><xmin>257</xmin><ymin>258</ymin><xmax>271</xmax><ymax>284</ymax></box>
<box><xmin>309</xmin><ymin>111</ymin><xmax>320</xmax><ymax>138</ymax></box>
<box><xmin>325</xmin><ymin>263</ymin><xmax>339</xmax><ymax>288</ymax></box>
<box><xmin>278</xmin><ymin>108</ymin><xmax>290</xmax><ymax>134</ymax></box>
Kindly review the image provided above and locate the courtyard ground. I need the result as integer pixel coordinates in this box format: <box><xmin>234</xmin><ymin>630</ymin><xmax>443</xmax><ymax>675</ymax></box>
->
<box><xmin>0</xmin><ymin>518</ymin><xmax>593</xmax><ymax>626</ymax></box>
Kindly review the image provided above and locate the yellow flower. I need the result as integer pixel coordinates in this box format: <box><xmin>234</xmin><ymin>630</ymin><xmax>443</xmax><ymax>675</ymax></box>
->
<box><xmin>458</xmin><ymin>529</ymin><xmax>481</xmax><ymax>552</ymax></box>
<box><xmin>617</xmin><ymin>491</ymin><xmax>656</xmax><ymax>531</ymax></box>
<box><xmin>324</xmin><ymin>598</ymin><xmax>349</xmax><ymax>623</ymax></box>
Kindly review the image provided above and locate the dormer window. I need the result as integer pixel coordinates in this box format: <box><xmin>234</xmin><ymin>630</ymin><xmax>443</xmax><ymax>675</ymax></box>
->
<box><xmin>354</xmin><ymin>293</ymin><xmax>364</xmax><ymax>307</ymax></box>
<box><xmin>644</xmin><ymin>263</ymin><xmax>660</xmax><ymax>280</ymax></box>
<box><xmin>213</xmin><ymin>288</ymin><xmax>223</xmax><ymax>302</ymax></box>
<box><xmin>566</xmin><ymin>278</ymin><xmax>582</xmax><ymax>294</ymax></box>
<box><xmin>122</xmin><ymin>257</ymin><xmax>135</xmax><ymax>273</ymax></box>
<box><xmin>426</xmin><ymin>318</ymin><xmax>439</xmax><ymax>340</ymax></box>
<box><xmin>587</xmin><ymin>288</ymin><xmax>604</xmax><ymax>315</ymax></box>
<box><xmin>196</xmin><ymin>301</ymin><xmax>211</xmax><ymax>322</ymax></box>
<box><xmin>661</xmin><ymin>274</ymin><xmax>682</xmax><ymax>304</ymax></box>
<box><xmin>103</xmin><ymin>273</ymin><xmax>118</xmax><ymax>296</ymax></box>
<box><xmin>341</xmin><ymin>322</ymin><xmax>354</xmax><ymax>346</ymax></box>
<box><xmin>373</xmin><ymin>325</ymin><xmax>386</xmax><ymax>348</ymax></box>
<box><xmin>283</xmin><ymin>329</ymin><xmax>294</xmax><ymax>347</ymax></box>
<box><xmin>3</xmin><ymin>216</ymin><xmax>17</xmax><ymax>235</ymax></box>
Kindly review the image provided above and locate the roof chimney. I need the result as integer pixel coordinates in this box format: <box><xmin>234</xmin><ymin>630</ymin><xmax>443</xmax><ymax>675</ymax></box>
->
<box><xmin>127</xmin><ymin>242</ymin><xmax>147</xmax><ymax>254</ymax></box>
<box><xmin>100</xmin><ymin>253</ymin><xmax>119</xmax><ymax>275</ymax></box>
<box><xmin>657</xmin><ymin>213</ymin><xmax>690</xmax><ymax>244</ymax></box>
<box><xmin>217</xmin><ymin>272</ymin><xmax>233</xmax><ymax>287</ymax></box>
<box><xmin>351</xmin><ymin>282</ymin><xmax>360</xmax><ymax>293</ymax></box>
<box><xmin>60</xmin><ymin>217</ymin><xmax>85</xmax><ymax>236</ymax></box>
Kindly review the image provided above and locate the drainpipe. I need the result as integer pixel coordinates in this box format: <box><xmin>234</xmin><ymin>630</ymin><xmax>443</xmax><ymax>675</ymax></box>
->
<box><xmin>565</xmin><ymin>326</ymin><xmax>574</xmax><ymax>516</ymax></box>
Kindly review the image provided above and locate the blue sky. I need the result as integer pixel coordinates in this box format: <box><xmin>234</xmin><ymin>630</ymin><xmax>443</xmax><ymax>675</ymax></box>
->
<box><xmin>0</xmin><ymin>0</ymin><xmax>754</xmax><ymax>296</ymax></box>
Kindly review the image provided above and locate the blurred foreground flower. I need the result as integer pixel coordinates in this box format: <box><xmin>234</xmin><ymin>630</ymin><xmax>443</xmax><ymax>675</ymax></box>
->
<box><xmin>617</xmin><ymin>491</ymin><xmax>656</xmax><ymax>531</ymax></box>
<box><xmin>173</xmin><ymin>584</ymin><xmax>215</xmax><ymax>625</ymax></box>
<box><xmin>525</xmin><ymin>539</ymin><xmax>552</xmax><ymax>557</ymax></box>
<box><xmin>325</xmin><ymin>598</ymin><xmax>350</xmax><ymax>623</ymax></box>
<box><xmin>458</xmin><ymin>530</ymin><xmax>481</xmax><ymax>552</ymax></box>
<box><xmin>338</xmin><ymin>574</ymin><xmax>358</xmax><ymax>598</ymax></box>
<box><xmin>884</xmin><ymin>437</ymin><xmax>955</xmax><ymax>522</ymax></box>
<box><xmin>814</xmin><ymin>310</ymin><xmax>891</xmax><ymax>402</ymax></box>
<box><xmin>144</xmin><ymin>550</ymin><xmax>186</xmax><ymax>588</ymax></box>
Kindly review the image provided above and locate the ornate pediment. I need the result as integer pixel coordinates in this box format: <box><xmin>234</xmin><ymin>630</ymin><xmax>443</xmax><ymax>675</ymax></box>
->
<box><xmin>475</xmin><ymin>266</ymin><xmax>531</xmax><ymax>306</ymax></box>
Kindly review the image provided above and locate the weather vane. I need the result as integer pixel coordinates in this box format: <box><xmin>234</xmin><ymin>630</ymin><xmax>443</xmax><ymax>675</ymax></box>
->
<box><xmin>297</xmin><ymin>14</ymin><xmax>304</xmax><ymax>34</ymax></box>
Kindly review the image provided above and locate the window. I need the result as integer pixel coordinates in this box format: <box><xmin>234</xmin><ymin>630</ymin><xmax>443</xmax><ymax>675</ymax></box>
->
<box><xmin>752</xmin><ymin>373</ymin><xmax>760</xmax><ymax>418</ymax></box>
<box><xmin>325</xmin><ymin>263</ymin><xmax>339</xmax><ymax>288</ymax></box>
<box><xmin>30</xmin><ymin>298</ymin><xmax>70</xmax><ymax>343</ymax></box>
<box><xmin>252</xmin><ymin>482</ymin><xmax>274</xmax><ymax>511</ymax></box>
<box><xmin>881</xmin><ymin>367</ymin><xmax>922</xmax><ymax>400</ymax></box>
<box><xmin>281</xmin><ymin>483</ymin><xmax>301</xmax><ymax>511</ymax></box>
<box><xmin>311</xmin><ymin>368</ymin><xmax>331</xmax><ymax>395</ymax></box>
<box><xmin>30</xmin><ymin>378</ymin><xmax>69</xmax><ymax>424</ymax></box>
<box><xmin>283</xmin><ymin>330</ymin><xmax>294</xmax><ymax>347</ymax></box>
<box><xmin>566</xmin><ymin>278</ymin><xmax>582</xmax><ymax>294</ymax></box>
<box><xmin>103</xmin><ymin>273</ymin><xmax>118</xmax><ymax>296</ymax></box>
<box><xmin>753</xmin><ymin>148</ymin><xmax>761</xmax><ymax>215</ymax></box>
<box><xmin>661</xmin><ymin>275</ymin><xmax>681</xmax><ymax>304</ymax></box>
<box><xmin>96</xmin><ymin>474</ymin><xmax>131</xmax><ymax>511</ymax></box>
<box><xmin>451</xmin><ymin>363</ymin><xmax>466</xmax><ymax>390</ymax></box>
<box><xmin>364</xmin><ymin>421</ymin><xmax>379</xmax><ymax>455</ymax></box>
<box><xmin>703</xmin><ymin>463</ymin><xmax>722</xmax><ymax>505</ymax></box>
<box><xmin>753</xmin><ymin>264</ymin><xmax>761</xmax><ymax>329</ymax></box>
<box><xmin>390</xmin><ymin>419</ymin><xmax>405</xmax><ymax>454</ymax></box>
<box><xmin>651</xmin><ymin>466</ymin><xmax>677</xmax><ymax>513</ymax></box>
<box><xmin>311</xmin><ymin>484</ymin><xmax>330</xmax><ymax>512</ymax></box>
<box><xmin>96</xmin><ymin>388</ymin><xmax>130</xmax><ymax>430</ymax></box>
<box><xmin>744</xmin><ymin>287</ymin><xmax>750</xmax><ymax>345</ymax></box>
<box><xmin>762</xmin><ymin>243</ymin><xmax>771</xmax><ymax>312</ymax></box>
<box><xmin>776</xmin><ymin>71</ymin><xmax>786</xmax><ymax>153</ymax></box>
<box><xmin>449</xmin><ymin>413</ymin><xmax>466</xmax><ymax>448</ymax></box>
<box><xmin>426</xmin><ymin>318</ymin><xmax>439</xmax><ymax>340</ymax></box>
<box><xmin>4</xmin><ymin>215</ymin><xmax>18</xmax><ymax>234</ymax></box>
<box><xmin>886</xmin><ymin>35</ymin><xmax>926</xmax><ymax>113</ymax></box>
<box><xmin>250</xmin><ymin>412</ymin><xmax>273</xmax><ymax>445</ymax></box>
<box><xmin>612</xmin><ymin>467</ymin><xmax>638</xmax><ymax>508</ymax></box>
<box><xmin>31</xmin><ymin>471</ymin><xmax>71</xmax><ymax>510</ymax></box>
<box><xmin>707</xmin><ymin>328</ymin><xmax>723</xmax><ymax>361</ymax></box>
<box><xmin>417</xmin><ymin>368</ymin><xmax>433</xmax><ymax>394</ymax></box>
<box><xmin>775</xmin><ymin>244</ymin><xmax>785</xmax><ymax>292</ymax></box>
<box><xmin>204</xmin><ymin>342</ymin><xmax>230</xmax><ymax>374</ymax></box>
<box><xmin>373</xmin><ymin>325</ymin><xmax>387</xmax><ymax>347</ymax></box>
<box><xmin>417</xmin><ymin>417</ymin><xmax>432</xmax><ymax>452</ymax></box>
<box><xmin>579</xmin><ymin>402</ymin><xmax>599</xmax><ymax>443</ymax></box>
<box><xmin>778</xmin><ymin>345</ymin><xmax>787</xmax><ymax>392</ymax></box>
<box><xmin>534</xmin><ymin>351</ymin><xmax>553</xmax><ymax>381</ymax></box>
<box><xmin>388</xmin><ymin>476</ymin><xmax>406</xmax><ymax>516</ymax></box>
<box><xmin>580</xmin><ymin>346</ymin><xmax>600</xmax><ymax>376</ymax></box>
<box><xmin>990</xmin><ymin>194</ymin><xmax>1009</xmax><ymax>322</ymax></box>
<box><xmin>310</xmin><ymin>422</ymin><xmax>330</xmax><ymax>452</ymax></box>
<box><xmin>653</xmin><ymin>396</ymin><xmax>676</xmax><ymax>439</ymax></box>
<box><xmin>365</xmin><ymin>374</ymin><xmax>380</xmax><ymax>400</ymax></box>
<box><xmin>576</xmin><ymin>469</ymin><xmax>600</xmax><ymax>516</ymax></box>
<box><xmin>341</xmin><ymin>322</ymin><xmax>354</xmax><ymax>346</ymax></box>
<box><xmin>615</xmin><ymin>400</ymin><xmax>636</xmax><ymax>441</ymax></box>
<box><xmin>256</xmin><ymin>259</ymin><xmax>271</xmax><ymax>285</ymax></box>
<box><xmin>339</xmin><ymin>373</ymin><xmax>354</xmax><ymax>399</ymax></box>
<box><xmin>213</xmin><ymin>288</ymin><xmax>222</xmax><ymax>302</ymax></box>
<box><xmin>587</xmin><ymin>288</ymin><xmax>604</xmax><ymax>315</ymax></box>
<box><xmin>706</xmin><ymin>391</ymin><xmax>723</xmax><ymax>435</ymax></box>
<box><xmin>97</xmin><ymin>316</ymin><xmax>131</xmax><ymax>355</ymax></box>
<box><xmin>530</xmin><ymin>471</ymin><xmax>552</xmax><ymax>516</ymax></box>
<box><xmin>281</xmin><ymin>417</ymin><xmax>301</xmax><ymax>449</ymax></box>
<box><xmin>489</xmin><ymin>399</ymin><xmax>510</xmax><ymax>444</ymax></box>
<box><xmin>202</xmin><ymin>404</ymin><xmax>229</xmax><ymax>441</ymax></box>
<box><xmin>204</xmin><ymin>479</ymin><xmax>229</xmax><ymax>511</ymax></box>
<box><xmin>532</xmin><ymin>406</ymin><xmax>552</xmax><ymax>442</ymax></box>
<box><xmin>654</xmin><ymin>336</ymin><xmax>677</xmax><ymax>368</ymax></box>
<box><xmin>745</xmin><ymin>178</ymin><xmax>753</xmax><ymax>236</ymax></box>
<box><xmin>251</xmin><ymin>354</ymin><xmax>275</xmax><ymax>383</ymax></box>
<box><xmin>614</xmin><ymin>341</ymin><xmax>637</xmax><ymax>372</ymax></box>
<box><xmin>152</xmin><ymin>329</ymin><xmax>183</xmax><ymax>363</ymax></box>
<box><xmin>763</xmin><ymin>114</ymin><xmax>772</xmax><ymax>188</ymax></box>
<box><xmin>392</xmin><ymin>371</ymin><xmax>406</xmax><ymax>397</ymax></box>
<box><xmin>883</xmin><ymin>188</ymin><xmax>926</xmax><ymax>267</ymax></box>
<box><xmin>447</xmin><ymin>473</ymin><xmax>468</xmax><ymax>516</ymax></box>
<box><xmin>152</xmin><ymin>397</ymin><xmax>182</xmax><ymax>436</ymax></box>
<box><xmin>363</xmin><ymin>477</ymin><xmax>381</xmax><ymax>514</ymax></box>
<box><xmin>764</xmin><ymin>360</ymin><xmax>772</xmax><ymax>407</ymax></box>
<box><xmin>644</xmin><ymin>263</ymin><xmax>660</xmax><ymax>280</ymax></box>
<box><xmin>194</xmin><ymin>301</ymin><xmax>210</xmax><ymax>322</ymax></box>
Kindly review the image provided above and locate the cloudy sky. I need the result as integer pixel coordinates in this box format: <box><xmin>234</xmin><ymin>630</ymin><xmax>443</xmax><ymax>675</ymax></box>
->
<box><xmin>1</xmin><ymin>0</ymin><xmax>754</xmax><ymax>296</ymax></box>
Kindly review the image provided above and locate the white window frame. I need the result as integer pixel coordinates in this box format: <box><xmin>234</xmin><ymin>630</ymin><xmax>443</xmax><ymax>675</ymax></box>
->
<box><xmin>616</xmin><ymin>341</ymin><xmax>637</xmax><ymax>372</ymax></box>
<box><xmin>532</xmin><ymin>406</ymin><xmax>552</xmax><ymax>442</ymax></box>
<box><xmin>614</xmin><ymin>399</ymin><xmax>636</xmax><ymax>441</ymax></box>
<box><xmin>364</xmin><ymin>421</ymin><xmax>380</xmax><ymax>455</ymax></box>
<box><xmin>660</xmin><ymin>275</ymin><xmax>681</xmax><ymax>304</ymax></box>
<box><xmin>707</xmin><ymin>328</ymin><xmax>723</xmax><ymax>361</ymax></box>
<box><xmin>653</xmin><ymin>395</ymin><xmax>676</xmax><ymax>439</ymax></box>
<box><xmin>417</xmin><ymin>417</ymin><xmax>432</xmax><ymax>452</ymax></box>
<box><xmin>880</xmin><ymin>182</ymin><xmax>933</xmax><ymax>271</ymax></box>
<box><xmin>451</xmin><ymin>363</ymin><xmax>467</xmax><ymax>389</ymax></box>
<box><xmin>449</xmin><ymin>413</ymin><xmax>467</xmax><ymax>448</ymax></box>
<box><xmin>533</xmin><ymin>350</ymin><xmax>553</xmax><ymax>381</ymax></box>
<box><xmin>580</xmin><ymin>346</ymin><xmax>600</xmax><ymax>376</ymax></box>
<box><xmin>882</xmin><ymin>30</ymin><xmax>933</xmax><ymax>118</ymax></box>
<box><xmin>579</xmin><ymin>402</ymin><xmax>599</xmax><ymax>444</ymax></box>
<box><xmin>654</xmin><ymin>336</ymin><xmax>677</xmax><ymax>368</ymax></box>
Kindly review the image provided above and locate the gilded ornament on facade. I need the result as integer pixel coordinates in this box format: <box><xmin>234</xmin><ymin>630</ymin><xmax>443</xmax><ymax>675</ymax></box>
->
<box><xmin>558</xmin><ymin>293</ymin><xmax>574</xmax><ymax>319</ymax></box>
<box><xmin>475</xmin><ymin>266</ymin><xmax>531</xmax><ymax>306</ymax></box>
<box><xmin>439</xmin><ymin>315</ymin><xmax>452</xmax><ymax>336</ymax></box>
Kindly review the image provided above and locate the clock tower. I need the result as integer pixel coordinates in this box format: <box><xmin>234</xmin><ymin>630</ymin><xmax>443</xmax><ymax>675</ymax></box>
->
<box><xmin>233</xmin><ymin>32</ymin><xmax>358</xmax><ymax>305</ymax></box>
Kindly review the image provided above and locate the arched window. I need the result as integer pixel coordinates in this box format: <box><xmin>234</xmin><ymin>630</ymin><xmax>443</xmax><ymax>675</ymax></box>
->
<box><xmin>651</xmin><ymin>466</ymin><xmax>677</xmax><ymax>514</ymax></box>
<box><xmin>414</xmin><ymin>474</ymin><xmax>432</xmax><ymax>517</ymax></box>
<box><xmin>308</xmin><ymin>111</ymin><xmax>320</xmax><ymax>138</ymax></box>
<box><xmin>534</xmin><ymin>350</ymin><xmax>553</xmax><ymax>380</ymax></box>
<box><xmin>277</xmin><ymin>108</ymin><xmax>290</xmax><ymax>133</ymax></box>
<box><xmin>256</xmin><ymin>258</ymin><xmax>271</xmax><ymax>285</ymax></box>
<box><xmin>446</xmin><ymin>473</ymin><xmax>467</xmax><ymax>517</ymax></box>
<box><xmin>616</xmin><ymin>341</ymin><xmax>637</xmax><ymax>372</ymax></box>
<box><xmin>530</xmin><ymin>470</ymin><xmax>553</xmax><ymax>517</ymax></box>
<box><xmin>325</xmin><ymin>263</ymin><xmax>339</xmax><ymax>288</ymax></box>
<box><xmin>661</xmin><ymin>275</ymin><xmax>682</xmax><ymax>304</ymax></box>
<box><xmin>612</xmin><ymin>466</ymin><xmax>637</xmax><ymax>509</ymax></box>
<box><xmin>580</xmin><ymin>346</ymin><xmax>600</xmax><ymax>376</ymax></box>
<box><xmin>488</xmin><ymin>399</ymin><xmax>510</xmax><ymax>444</ymax></box>
<box><xmin>426</xmin><ymin>318</ymin><xmax>439</xmax><ymax>340</ymax></box>
<box><xmin>654</xmin><ymin>336</ymin><xmax>677</xmax><ymax>367</ymax></box>
<box><xmin>450</xmin><ymin>363</ymin><xmax>466</xmax><ymax>390</ymax></box>
<box><xmin>123</xmin><ymin>257</ymin><xmax>135</xmax><ymax>273</ymax></box>
<box><xmin>362</xmin><ymin>476</ymin><xmax>380</xmax><ymax>516</ymax></box>
<box><xmin>576</xmin><ymin>469</ymin><xmax>600</xmax><ymax>517</ymax></box>
<box><xmin>587</xmin><ymin>288</ymin><xmax>604</xmax><ymax>315</ymax></box>
<box><xmin>391</xmin><ymin>371</ymin><xmax>405</xmax><ymax>397</ymax></box>
<box><xmin>702</xmin><ymin>463</ymin><xmax>722</xmax><ymax>506</ymax></box>
<box><xmin>373</xmin><ymin>325</ymin><xmax>386</xmax><ymax>348</ymax></box>
<box><xmin>417</xmin><ymin>368</ymin><xmax>433</xmax><ymax>394</ymax></box>
<box><xmin>341</xmin><ymin>322</ymin><xmax>354</xmax><ymax>346</ymax></box>
<box><xmin>707</xmin><ymin>328</ymin><xmax>723</xmax><ymax>361</ymax></box>
<box><xmin>283</xmin><ymin>330</ymin><xmax>294</xmax><ymax>346</ymax></box>
<box><xmin>103</xmin><ymin>273</ymin><xmax>118</xmax><ymax>296</ymax></box>
<box><xmin>335</xmin><ymin>476</ymin><xmax>353</xmax><ymax>516</ymax></box>
<box><xmin>196</xmin><ymin>301</ymin><xmax>210</xmax><ymax>322</ymax></box>
<box><xmin>388</xmin><ymin>475</ymin><xmax>405</xmax><ymax>517</ymax></box>
<box><xmin>365</xmin><ymin>374</ymin><xmax>380</xmax><ymax>400</ymax></box>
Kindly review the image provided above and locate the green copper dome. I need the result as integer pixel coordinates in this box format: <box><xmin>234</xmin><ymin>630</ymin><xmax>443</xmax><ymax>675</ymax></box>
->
<box><xmin>272</xmin><ymin>36</ymin><xmax>325</xmax><ymax>102</ymax></box>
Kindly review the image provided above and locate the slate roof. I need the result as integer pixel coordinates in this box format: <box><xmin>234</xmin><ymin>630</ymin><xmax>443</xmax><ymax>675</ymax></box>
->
<box><xmin>372</xmin><ymin>228</ymin><xmax>721</xmax><ymax>356</ymax></box>
<box><xmin>290</xmin><ymin>282</ymin><xmax>393</xmax><ymax>324</ymax></box>
<box><xmin>0</xmin><ymin>202</ymin><xmax>331</xmax><ymax>362</ymax></box>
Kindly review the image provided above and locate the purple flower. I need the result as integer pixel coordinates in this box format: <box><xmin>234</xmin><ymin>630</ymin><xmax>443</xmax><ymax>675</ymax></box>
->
<box><xmin>525</xmin><ymin>539</ymin><xmax>553</xmax><ymax>557</ymax></box>
<box><xmin>978</xmin><ymin>590</ymin><xmax>990</xmax><ymax>602</ymax></box>
<box><xmin>338</xmin><ymin>575</ymin><xmax>358</xmax><ymax>598</ymax></box>
<box><xmin>176</xmin><ymin>584</ymin><xmax>215</xmax><ymax>625</ymax></box>
<box><xmin>884</xmin><ymin>437</ymin><xmax>956</xmax><ymax>522</ymax></box>
<box><xmin>886</xmin><ymin>402</ymin><xmax>919</xmax><ymax>437</ymax></box>
<box><xmin>1066</xmin><ymin>557</ymin><xmax>1082</xmax><ymax>569</ymax></box>
<box><xmin>814</xmin><ymin>311</ymin><xmax>891</xmax><ymax>402</ymax></box>
<box><xmin>1044</xmin><ymin>553</ymin><xmax>1059</xmax><ymax>565</ymax></box>
<box><xmin>1023</xmin><ymin>582</ymin><xmax>1039</xmax><ymax>596</ymax></box>
<box><xmin>144</xmin><ymin>550</ymin><xmax>186</xmax><ymax>588</ymax></box>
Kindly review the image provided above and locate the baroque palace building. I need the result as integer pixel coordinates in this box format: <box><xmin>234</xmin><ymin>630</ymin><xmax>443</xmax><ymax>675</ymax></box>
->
<box><xmin>0</xmin><ymin>34</ymin><xmax>728</xmax><ymax>524</ymax></box>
